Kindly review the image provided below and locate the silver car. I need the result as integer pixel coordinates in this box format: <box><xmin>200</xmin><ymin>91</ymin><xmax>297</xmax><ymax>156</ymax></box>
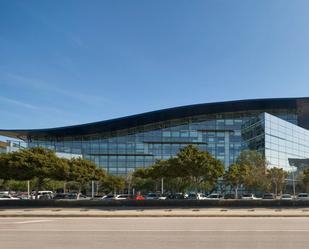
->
<box><xmin>0</xmin><ymin>194</ymin><xmax>20</xmax><ymax>200</ymax></box>
<box><xmin>297</xmin><ymin>193</ymin><xmax>309</xmax><ymax>201</ymax></box>
<box><xmin>281</xmin><ymin>194</ymin><xmax>293</xmax><ymax>200</ymax></box>
<box><xmin>241</xmin><ymin>194</ymin><xmax>260</xmax><ymax>200</ymax></box>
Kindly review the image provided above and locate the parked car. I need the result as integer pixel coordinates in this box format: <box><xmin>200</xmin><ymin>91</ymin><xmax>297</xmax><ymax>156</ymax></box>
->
<box><xmin>281</xmin><ymin>194</ymin><xmax>293</xmax><ymax>200</ymax></box>
<box><xmin>241</xmin><ymin>193</ymin><xmax>259</xmax><ymax>200</ymax></box>
<box><xmin>16</xmin><ymin>192</ymin><xmax>30</xmax><ymax>200</ymax></box>
<box><xmin>186</xmin><ymin>192</ymin><xmax>207</xmax><ymax>200</ymax></box>
<box><xmin>101</xmin><ymin>194</ymin><xmax>115</xmax><ymax>200</ymax></box>
<box><xmin>0</xmin><ymin>194</ymin><xmax>20</xmax><ymax>200</ymax></box>
<box><xmin>297</xmin><ymin>193</ymin><xmax>309</xmax><ymax>201</ymax></box>
<box><xmin>32</xmin><ymin>191</ymin><xmax>54</xmax><ymax>200</ymax></box>
<box><xmin>166</xmin><ymin>193</ymin><xmax>186</xmax><ymax>199</ymax></box>
<box><xmin>196</xmin><ymin>193</ymin><xmax>207</xmax><ymax>200</ymax></box>
<box><xmin>114</xmin><ymin>194</ymin><xmax>129</xmax><ymax>200</ymax></box>
<box><xmin>205</xmin><ymin>193</ymin><xmax>223</xmax><ymax>200</ymax></box>
<box><xmin>224</xmin><ymin>193</ymin><xmax>236</xmax><ymax>199</ymax></box>
<box><xmin>53</xmin><ymin>192</ymin><xmax>88</xmax><ymax>200</ymax></box>
<box><xmin>146</xmin><ymin>193</ymin><xmax>158</xmax><ymax>200</ymax></box>
<box><xmin>187</xmin><ymin>193</ymin><xmax>197</xmax><ymax>200</ymax></box>
<box><xmin>53</xmin><ymin>193</ymin><xmax>68</xmax><ymax>199</ymax></box>
<box><xmin>262</xmin><ymin>193</ymin><xmax>276</xmax><ymax>199</ymax></box>
<box><xmin>157</xmin><ymin>195</ymin><xmax>167</xmax><ymax>200</ymax></box>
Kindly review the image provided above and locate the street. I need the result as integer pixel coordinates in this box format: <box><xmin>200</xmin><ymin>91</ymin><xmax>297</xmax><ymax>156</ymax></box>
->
<box><xmin>0</xmin><ymin>217</ymin><xmax>309</xmax><ymax>249</ymax></box>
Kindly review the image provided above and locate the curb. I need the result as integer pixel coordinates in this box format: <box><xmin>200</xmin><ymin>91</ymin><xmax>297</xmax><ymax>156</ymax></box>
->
<box><xmin>1</xmin><ymin>214</ymin><xmax>309</xmax><ymax>218</ymax></box>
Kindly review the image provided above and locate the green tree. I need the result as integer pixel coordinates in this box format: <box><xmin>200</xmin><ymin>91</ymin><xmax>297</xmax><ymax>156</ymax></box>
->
<box><xmin>133</xmin><ymin>167</ymin><xmax>150</xmax><ymax>179</ymax></box>
<box><xmin>224</xmin><ymin>163</ymin><xmax>250</xmax><ymax>198</ymax></box>
<box><xmin>0</xmin><ymin>153</ymin><xmax>10</xmax><ymax>181</ymax></box>
<box><xmin>132</xmin><ymin>168</ymin><xmax>157</xmax><ymax>193</ymax></box>
<box><xmin>267</xmin><ymin>167</ymin><xmax>288</xmax><ymax>196</ymax></box>
<box><xmin>67</xmin><ymin>157</ymin><xmax>106</xmax><ymax>199</ymax></box>
<box><xmin>0</xmin><ymin>147</ymin><xmax>68</xmax><ymax>198</ymax></box>
<box><xmin>236</xmin><ymin>150</ymin><xmax>269</xmax><ymax>192</ymax></box>
<box><xmin>133</xmin><ymin>145</ymin><xmax>224</xmax><ymax>193</ymax></box>
<box><xmin>301</xmin><ymin>168</ymin><xmax>309</xmax><ymax>192</ymax></box>
<box><xmin>101</xmin><ymin>175</ymin><xmax>125</xmax><ymax>194</ymax></box>
<box><xmin>174</xmin><ymin>145</ymin><xmax>224</xmax><ymax>191</ymax></box>
<box><xmin>0</xmin><ymin>149</ymin><xmax>34</xmax><ymax>181</ymax></box>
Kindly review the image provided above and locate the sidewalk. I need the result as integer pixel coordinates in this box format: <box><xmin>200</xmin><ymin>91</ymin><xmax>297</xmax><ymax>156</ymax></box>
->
<box><xmin>1</xmin><ymin>207</ymin><xmax>309</xmax><ymax>217</ymax></box>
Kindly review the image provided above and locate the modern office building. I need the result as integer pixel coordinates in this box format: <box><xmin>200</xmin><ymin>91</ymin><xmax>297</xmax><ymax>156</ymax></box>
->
<box><xmin>242</xmin><ymin>112</ymin><xmax>309</xmax><ymax>170</ymax></box>
<box><xmin>1</xmin><ymin>98</ymin><xmax>309</xmax><ymax>175</ymax></box>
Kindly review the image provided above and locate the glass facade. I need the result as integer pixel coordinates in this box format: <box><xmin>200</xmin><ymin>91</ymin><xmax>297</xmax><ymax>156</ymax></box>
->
<box><xmin>242</xmin><ymin>112</ymin><xmax>309</xmax><ymax>171</ymax></box>
<box><xmin>26</xmin><ymin>109</ymin><xmax>298</xmax><ymax>175</ymax></box>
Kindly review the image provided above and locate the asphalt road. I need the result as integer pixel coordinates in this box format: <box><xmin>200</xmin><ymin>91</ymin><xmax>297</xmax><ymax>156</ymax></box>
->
<box><xmin>0</xmin><ymin>217</ymin><xmax>309</xmax><ymax>249</ymax></box>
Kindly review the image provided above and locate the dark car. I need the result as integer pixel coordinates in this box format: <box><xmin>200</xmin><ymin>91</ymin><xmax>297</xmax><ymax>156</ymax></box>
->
<box><xmin>53</xmin><ymin>193</ymin><xmax>68</xmax><ymax>199</ymax></box>
<box><xmin>224</xmin><ymin>193</ymin><xmax>236</xmax><ymax>199</ymax></box>
<box><xmin>262</xmin><ymin>193</ymin><xmax>275</xmax><ymax>199</ymax></box>
<box><xmin>53</xmin><ymin>192</ymin><xmax>79</xmax><ymax>199</ymax></box>
<box><xmin>167</xmin><ymin>193</ymin><xmax>185</xmax><ymax>199</ymax></box>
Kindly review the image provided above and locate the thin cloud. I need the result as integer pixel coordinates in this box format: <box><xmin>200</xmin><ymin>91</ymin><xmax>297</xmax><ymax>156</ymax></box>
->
<box><xmin>6</xmin><ymin>73</ymin><xmax>110</xmax><ymax>105</ymax></box>
<box><xmin>0</xmin><ymin>95</ymin><xmax>37</xmax><ymax>110</ymax></box>
<box><xmin>0</xmin><ymin>99</ymin><xmax>82</xmax><ymax>129</ymax></box>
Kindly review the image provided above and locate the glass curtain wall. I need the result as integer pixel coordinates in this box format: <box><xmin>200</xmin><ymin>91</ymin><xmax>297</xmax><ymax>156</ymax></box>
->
<box><xmin>28</xmin><ymin>110</ymin><xmax>297</xmax><ymax>175</ymax></box>
<box><xmin>242</xmin><ymin>112</ymin><xmax>309</xmax><ymax>171</ymax></box>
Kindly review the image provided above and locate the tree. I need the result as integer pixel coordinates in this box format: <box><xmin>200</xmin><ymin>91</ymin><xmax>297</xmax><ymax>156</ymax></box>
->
<box><xmin>0</xmin><ymin>147</ymin><xmax>68</xmax><ymax>198</ymax></box>
<box><xmin>0</xmin><ymin>149</ymin><xmax>34</xmax><ymax>181</ymax></box>
<box><xmin>133</xmin><ymin>145</ymin><xmax>224</xmax><ymax>193</ymax></box>
<box><xmin>267</xmin><ymin>167</ymin><xmax>288</xmax><ymax>196</ymax></box>
<box><xmin>133</xmin><ymin>167</ymin><xmax>150</xmax><ymax>179</ymax></box>
<box><xmin>102</xmin><ymin>175</ymin><xmax>125</xmax><ymax>194</ymax></box>
<box><xmin>301</xmin><ymin>168</ymin><xmax>309</xmax><ymax>192</ymax></box>
<box><xmin>173</xmin><ymin>145</ymin><xmax>224</xmax><ymax>191</ymax></box>
<box><xmin>67</xmin><ymin>157</ymin><xmax>106</xmax><ymax>199</ymax></box>
<box><xmin>236</xmin><ymin>150</ymin><xmax>269</xmax><ymax>192</ymax></box>
<box><xmin>27</xmin><ymin>148</ymin><xmax>68</xmax><ymax>198</ymax></box>
<box><xmin>0</xmin><ymin>153</ymin><xmax>10</xmax><ymax>181</ymax></box>
<box><xmin>0</xmin><ymin>148</ymin><xmax>113</xmax><ymax>198</ymax></box>
<box><xmin>224</xmin><ymin>163</ymin><xmax>250</xmax><ymax>198</ymax></box>
<box><xmin>132</xmin><ymin>168</ymin><xmax>157</xmax><ymax>193</ymax></box>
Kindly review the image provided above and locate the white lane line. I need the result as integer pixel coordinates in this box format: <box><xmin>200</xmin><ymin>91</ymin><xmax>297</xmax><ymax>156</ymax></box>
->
<box><xmin>2</xmin><ymin>217</ymin><xmax>309</xmax><ymax>220</ymax></box>
<box><xmin>14</xmin><ymin>220</ymin><xmax>53</xmax><ymax>224</ymax></box>
<box><xmin>0</xmin><ymin>229</ymin><xmax>309</xmax><ymax>232</ymax></box>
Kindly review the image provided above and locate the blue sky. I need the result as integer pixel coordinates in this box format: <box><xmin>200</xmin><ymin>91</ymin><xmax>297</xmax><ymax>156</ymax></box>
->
<box><xmin>1</xmin><ymin>0</ymin><xmax>309</xmax><ymax>132</ymax></box>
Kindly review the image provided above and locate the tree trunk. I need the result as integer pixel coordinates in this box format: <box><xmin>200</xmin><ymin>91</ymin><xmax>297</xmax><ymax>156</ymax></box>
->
<box><xmin>35</xmin><ymin>178</ymin><xmax>43</xmax><ymax>200</ymax></box>
<box><xmin>77</xmin><ymin>185</ymin><xmax>82</xmax><ymax>200</ymax></box>
<box><xmin>235</xmin><ymin>185</ymin><xmax>238</xmax><ymax>199</ymax></box>
<box><xmin>96</xmin><ymin>181</ymin><xmax>99</xmax><ymax>195</ymax></box>
<box><xmin>63</xmin><ymin>182</ymin><xmax>66</xmax><ymax>193</ymax></box>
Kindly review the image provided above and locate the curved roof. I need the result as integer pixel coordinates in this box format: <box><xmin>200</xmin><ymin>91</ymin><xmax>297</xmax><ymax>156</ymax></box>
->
<box><xmin>1</xmin><ymin>97</ymin><xmax>309</xmax><ymax>139</ymax></box>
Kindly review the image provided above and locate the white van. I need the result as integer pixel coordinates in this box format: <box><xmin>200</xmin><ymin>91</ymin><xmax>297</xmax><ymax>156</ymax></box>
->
<box><xmin>33</xmin><ymin>191</ymin><xmax>54</xmax><ymax>200</ymax></box>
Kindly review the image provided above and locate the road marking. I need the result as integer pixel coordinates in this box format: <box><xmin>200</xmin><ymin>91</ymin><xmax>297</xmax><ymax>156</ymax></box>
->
<box><xmin>1</xmin><ymin>217</ymin><xmax>308</xmax><ymax>220</ymax></box>
<box><xmin>13</xmin><ymin>220</ymin><xmax>53</xmax><ymax>224</ymax></box>
<box><xmin>0</xmin><ymin>229</ymin><xmax>309</xmax><ymax>232</ymax></box>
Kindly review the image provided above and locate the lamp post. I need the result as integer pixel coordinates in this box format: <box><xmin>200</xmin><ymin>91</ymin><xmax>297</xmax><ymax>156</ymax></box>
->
<box><xmin>27</xmin><ymin>180</ymin><xmax>30</xmax><ymax>200</ymax></box>
<box><xmin>292</xmin><ymin>169</ymin><xmax>296</xmax><ymax>197</ymax></box>
<box><xmin>91</xmin><ymin>180</ymin><xmax>95</xmax><ymax>199</ymax></box>
<box><xmin>161</xmin><ymin>177</ymin><xmax>164</xmax><ymax>195</ymax></box>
